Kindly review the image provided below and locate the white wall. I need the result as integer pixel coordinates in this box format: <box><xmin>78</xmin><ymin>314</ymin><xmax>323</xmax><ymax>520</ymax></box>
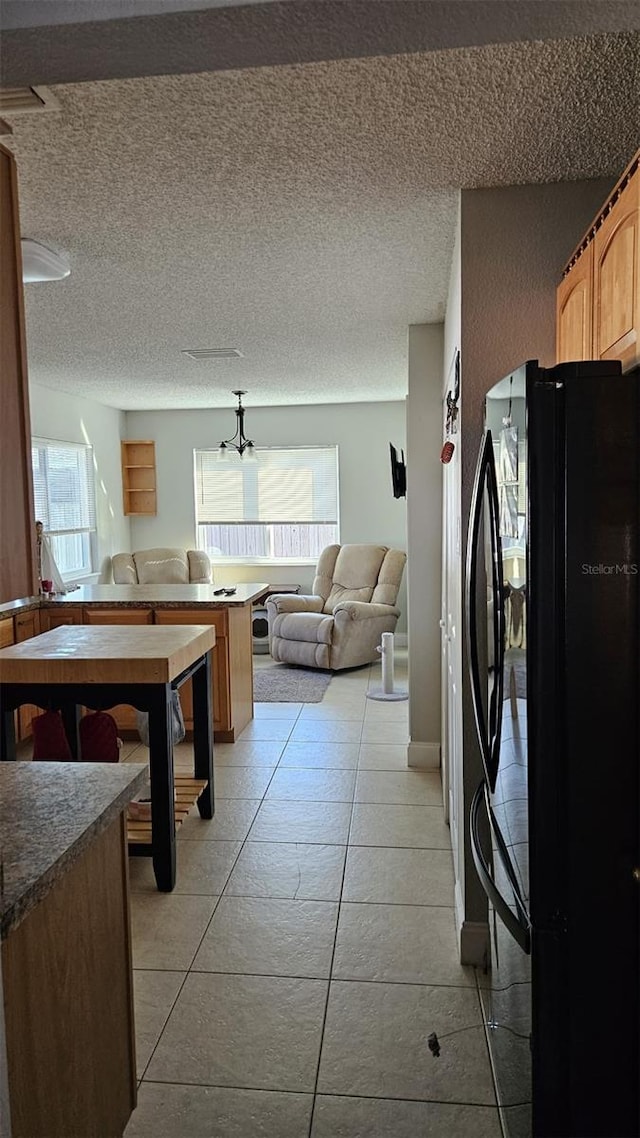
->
<box><xmin>29</xmin><ymin>383</ymin><xmax>131</xmax><ymax>582</ymax></box>
<box><xmin>441</xmin><ymin>209</ymin><xmax>471</xmax><ymax>956</ymax></box>
<box><xmin>125</xmin><ymin>401</ymin><xmax>408</xmax><ymax>629</ymax></box>
<box><xmin>406</xmin><ymin>323</ymin><xmax>443</xmax><ymax>763</ymax></box>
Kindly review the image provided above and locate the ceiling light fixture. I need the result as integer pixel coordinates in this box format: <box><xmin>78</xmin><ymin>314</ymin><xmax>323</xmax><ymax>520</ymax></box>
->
<box><xmin>217</xmin><ymin>390</ymin><xmax>257</xmax><ymax>462</ymax></box>
<box><xmin>21</xmin><ymin>238</ymin><xmax>70</xmax><ymax>283</ymax></box>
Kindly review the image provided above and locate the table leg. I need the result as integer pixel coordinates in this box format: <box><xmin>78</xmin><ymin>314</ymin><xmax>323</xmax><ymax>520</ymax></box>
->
<box><xmin>0</xmin><ymin>687</ymin><xmax>16</xmax><ymax>761</ymax></box>
<box><xmin>60</xmin><ymin>704</ymin><xmax>81</xmax><ymax>760</ymax></box>
<box><xmin>148</xmin><ymin>684</ymin><xmax>176</xmax><ymax>892</ymax></box>
<box><xmin>192</xmin><ymin>650</ymin><xmax>214</xmax><ymax>819</ymax></box>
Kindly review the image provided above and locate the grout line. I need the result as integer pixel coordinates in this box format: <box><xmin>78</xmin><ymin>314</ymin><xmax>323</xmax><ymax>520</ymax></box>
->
<box><xmin>306</xmin><ymin>703</ymin><xmax>365</xmax><ymax>1137</ymax></box>
<box><xmin>175</xmin><ymin>836</ymin><xmax>451</xmax><ymax>851</ymax></box>
<box><xmin>182</xmin><ymin>968</ymin><xmax>475</xmax><ymax>991</ymax></box>
<box><xmin>138</xmin><ymin>1076</ymin><xmax>499</xmax><ymax>1111</ymax></box>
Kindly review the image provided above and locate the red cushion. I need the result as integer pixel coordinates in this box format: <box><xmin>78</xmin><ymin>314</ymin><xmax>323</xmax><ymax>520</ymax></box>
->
<box><xmin>79</xmin><ymin>712</ymin><xmax>120</xmax><ymax>762</ymax></box>
<box><xmin>32</xmin><ymin>710</ymin><xmax>73</xmax><ymax>762</ymax></box>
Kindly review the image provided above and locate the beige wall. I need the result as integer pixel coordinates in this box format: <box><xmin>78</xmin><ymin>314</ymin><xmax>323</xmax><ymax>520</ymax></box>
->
<box><xmin>406</xmin><ymin>324</ymin><xmax>443</xmax><ymax>765</ymax></box>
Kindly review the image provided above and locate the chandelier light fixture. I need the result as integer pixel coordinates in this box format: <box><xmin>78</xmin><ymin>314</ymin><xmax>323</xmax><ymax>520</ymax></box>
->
<box><xmin>217</xmin><ymin>390</ymin><xmax>257</xmax><ymax>462</ymax></box>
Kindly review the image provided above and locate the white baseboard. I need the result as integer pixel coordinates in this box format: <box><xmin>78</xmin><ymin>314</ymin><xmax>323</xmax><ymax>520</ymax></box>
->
<box><xmin>407</xmin><ymin>741</ymin><xmax>440</xmax><ymax>769</ymax></box>
<box><xmin>454</xmin><ymin>881</ymin><xmax>490</xmax><ymax>966</ymax></box>
<box><xmin>459</xmin><ymin>921</ymin><xmax>490</xmax><ymax>968</ymax></box>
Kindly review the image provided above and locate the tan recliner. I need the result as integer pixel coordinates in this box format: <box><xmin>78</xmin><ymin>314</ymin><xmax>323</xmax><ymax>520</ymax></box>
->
<box><xmin>111</xmin><ymin>548</ymin><xmax>212</xmax><ymax>585</ymax></box>
<box><xmin>267</xmin><ymin>544</ymin><xmax>406</xmax><ymax>670</ymax></box>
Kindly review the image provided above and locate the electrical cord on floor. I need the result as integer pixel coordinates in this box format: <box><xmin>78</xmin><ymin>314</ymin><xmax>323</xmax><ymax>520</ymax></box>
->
<box><xmin>427</xmin><ymin>1017</ymin><xmax>529</xmax><ymax>1058</ymax></box>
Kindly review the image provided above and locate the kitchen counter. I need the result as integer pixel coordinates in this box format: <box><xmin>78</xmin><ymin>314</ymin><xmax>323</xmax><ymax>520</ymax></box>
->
<box><xmin>45</xmin><ymin>582</ymin><xmax>268</xmax><ymax>608</ymax></box>
<box><xmin>1</xmin><ymin>760</ymin><xmax>147</xmax><ymax>1137</ymax></box>
<box><xmin>0</xmin><ymin>761</ymin><xmax>147</xmax><ymax>939</ymax></box>
<box><xmin>0</xmin><ymin>595</ymin><xmax>41</xmax><ymax>621</ymax></box>
<box><xmin>0</xmin><ymin>583</ymin><xmax>269</xmax><ymax>622</ymax></box>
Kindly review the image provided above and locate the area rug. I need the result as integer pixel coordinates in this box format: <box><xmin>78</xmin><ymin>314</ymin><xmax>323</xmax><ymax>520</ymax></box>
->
<box><xmin>253</xmin><ymin>664</ymin><xmax>332</xmax><ymax>703</ymax></box>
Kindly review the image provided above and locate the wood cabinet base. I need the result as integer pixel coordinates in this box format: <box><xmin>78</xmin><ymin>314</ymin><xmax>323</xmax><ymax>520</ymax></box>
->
<box><xmin>2</xmin><ymin>815</ymin><xmax>136</xmax><ymax>1138</ymax></box>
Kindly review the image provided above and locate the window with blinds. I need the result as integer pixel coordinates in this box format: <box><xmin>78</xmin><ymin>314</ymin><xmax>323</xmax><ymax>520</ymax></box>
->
<box><xmin>194</xmin><ymin>446</ymin><xmax>339</xmax><ymax>560</ymax></box>
<box><xmin>31</xmin><ymin>438</ymin><xmax>97</xmax><ymax>578</ymax></box>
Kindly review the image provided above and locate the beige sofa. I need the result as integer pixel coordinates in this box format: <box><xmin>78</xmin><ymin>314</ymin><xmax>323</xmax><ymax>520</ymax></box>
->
<box><xmin>111</xmin><ymin>548</ymin><xmax>212</xmax><ymax>585</ymax></box>
<box><xmin>267</xmin><ymin>544</ymin><xmax>406</xmax><ymax>670</ymax></box>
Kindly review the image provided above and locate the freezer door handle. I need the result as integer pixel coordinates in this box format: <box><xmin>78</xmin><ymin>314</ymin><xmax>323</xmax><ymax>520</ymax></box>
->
<box><xmin>465</xmin><ymin>430</ymin><xmax>505</xmax><ymax>792</ymax></box>
<box><xmin>470</xmin><ymin>782</ymin><xmax>531</xmax><ymax>954</ymax></box>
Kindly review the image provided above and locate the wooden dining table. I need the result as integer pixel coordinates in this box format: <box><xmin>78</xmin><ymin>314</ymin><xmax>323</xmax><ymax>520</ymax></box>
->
<box><xmin>0</xmin><ymin>623</ymin><xmax>216</xmax><ymax>891</ymax></box>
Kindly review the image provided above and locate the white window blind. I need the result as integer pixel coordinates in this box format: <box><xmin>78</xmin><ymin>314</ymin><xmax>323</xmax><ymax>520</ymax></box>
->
<box><xmin>194</xmin><ymin>446</ymin><xmax>339</xmax><ymax>560</ymax></box>
<box><xmin>32</xmin><ymin>439</ymin><xmax>96</xmax><ymax>577</ymax></box>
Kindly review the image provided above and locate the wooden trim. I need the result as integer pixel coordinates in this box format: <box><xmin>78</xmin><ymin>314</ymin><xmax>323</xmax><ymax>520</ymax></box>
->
<box><xmin>561</xmin><ymin>146</ymin><xmax>640</xmax><ymax>277</ymax></box>
<box><xmin>8</xmin><ymin>146</ymin><xmax>37</xmax><ymax>593</ymax></box>
<box><xmin>0</xmin><ymin>142</ymin><xmax>37</xmax><ymax>602</ymax></box>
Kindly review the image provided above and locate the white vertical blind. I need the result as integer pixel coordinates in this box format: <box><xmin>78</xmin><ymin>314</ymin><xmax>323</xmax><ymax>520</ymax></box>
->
<box><xmin>32</xmin><ymin>438</ymin><xmax>96</xmax><ymax>534</ymax></box>
<box><xmin>194</xmin><ymin>446</ymin><xmax>339</xmax><ymax>525</ymax></box>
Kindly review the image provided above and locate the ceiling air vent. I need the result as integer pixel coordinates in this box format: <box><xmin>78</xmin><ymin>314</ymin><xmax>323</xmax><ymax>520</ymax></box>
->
<box><xmin>0</xmin><ymin>86</ymin><xmax>61</xmax><ymax>114</ymax></box>
<box><xmin>182</xmin><ymin>348</ymin><xmax>244</xmax><ymax>360</ymax></box>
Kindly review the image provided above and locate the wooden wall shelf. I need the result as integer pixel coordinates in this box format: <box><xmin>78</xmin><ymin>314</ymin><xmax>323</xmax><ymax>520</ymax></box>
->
<box><xmin>121</xmin><ymin>440</ymin><xmax>156</xmax><ymax>516</ymax></box>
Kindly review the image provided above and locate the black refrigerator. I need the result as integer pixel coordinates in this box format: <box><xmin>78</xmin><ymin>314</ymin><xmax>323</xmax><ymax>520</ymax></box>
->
<box><xmin>466</xmin><ymin>359</ymin><xmax>639</xmax><ymax>1138</ymax></box>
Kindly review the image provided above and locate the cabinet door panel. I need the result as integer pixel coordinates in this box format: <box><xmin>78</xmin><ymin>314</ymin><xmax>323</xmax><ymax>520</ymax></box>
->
<box><xmin>82</xmin><ymin>609</ymin><xmax>153</xmax><ymax>732</ymax></box>
<box><xmin>556</xmin><ymin>243</ymin><xmax>593</xmax><ymax>362</ymax></box>
<box><xmin>14</xmin><ymin>610</ymin><xmax>41</xmax><ymax>739</ymax></box>
<box><xmin>40</xmin><ymin>609</ymin><xmax>84</xmax><ymax>631</ymax></box>
<box><xmin>0</xmin><ymin>619</ymin><xmax>15</xmax><ymax>649</ymax></box>
<box><xmin>83</xmin><ymin>609</ymin><xmax>153</xmax><ymax>625</ymax></box>
<box><xmin>594</xmin><ymin>171</ymin><xmax>640</xmax><ymax>370</ymax></box>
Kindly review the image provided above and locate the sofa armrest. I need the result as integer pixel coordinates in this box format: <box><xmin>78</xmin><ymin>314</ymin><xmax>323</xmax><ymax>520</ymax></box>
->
<box><xmin>266</xmin><ymin>594</ymin><xmax>324</xmax><ymax>616</ymax></box>
<box><xmin>333</xmin><ymin>601</ymin><xmax>400</xmax><ymax>622</ymax></box>
<box><xmin>187</xmin><ymin>549</ymin><xmax>212</xmax><ymax>583</ymax></box>
<box><xmin>112</xmin><ymin>553</ymin><xmax>137</xmax><ymax>584</ymax></box>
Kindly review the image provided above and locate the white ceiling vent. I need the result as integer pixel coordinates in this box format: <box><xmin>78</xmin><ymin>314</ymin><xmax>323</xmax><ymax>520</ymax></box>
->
<box><xmin>182</xmin><ymin>348</ymin><xmax>244</xmax><ymax>360</ymax></box>
<box><xmin>0</xmin><ymin>86</ymin><xmax>61</xmax><ymax>114</ymax></box>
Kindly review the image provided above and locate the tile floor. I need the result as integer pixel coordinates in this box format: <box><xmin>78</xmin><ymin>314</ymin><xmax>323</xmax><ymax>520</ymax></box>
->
<box><xmin>123</xmin><ymin>653</ymin><xmax>502</xmax><ymax>1137</ymax></box>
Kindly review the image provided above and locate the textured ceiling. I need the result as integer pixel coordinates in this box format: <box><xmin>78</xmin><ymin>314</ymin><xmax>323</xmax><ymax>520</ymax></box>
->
<box><xmin>3</xmin><ymin>30</ymin><xmax>639</xmax><ymax>409</ymax></box>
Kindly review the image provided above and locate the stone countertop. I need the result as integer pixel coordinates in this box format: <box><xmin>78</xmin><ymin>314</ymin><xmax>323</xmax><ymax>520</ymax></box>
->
<box><xmin>0</xmin><ymin>762</ymin><xmax>147</xmax><ymax>940</ymax></box>
<box><xmin>45</xmin><ymin>583</ymin><xmax>269</xmax><ymax>608</ymax></box>
<box><xmin>0</xmin><ymin>596</ymin><xmax>41</xmax><ymax>621</ymax></box>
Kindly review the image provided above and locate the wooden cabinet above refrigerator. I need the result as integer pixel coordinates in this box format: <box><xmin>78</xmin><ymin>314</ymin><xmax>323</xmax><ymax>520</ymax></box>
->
<box><xmin>557</xmin><ymin>148</ymin><xmax>639</xmax><ymax>371</ymax></box>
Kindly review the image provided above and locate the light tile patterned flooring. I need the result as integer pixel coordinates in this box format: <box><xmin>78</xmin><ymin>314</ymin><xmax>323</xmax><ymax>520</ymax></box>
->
<box><xmin>123</xmin><ymin>653</ymin><xmax>502</xmax><ymax>1137</ymax></box>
